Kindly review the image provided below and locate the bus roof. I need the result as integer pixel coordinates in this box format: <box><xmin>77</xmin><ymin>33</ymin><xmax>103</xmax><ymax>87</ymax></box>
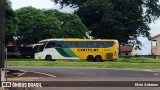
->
<box><xmin>39</xmin><ymin>38</ymin><xmax>118</xmax><ymax>42</ymax></box>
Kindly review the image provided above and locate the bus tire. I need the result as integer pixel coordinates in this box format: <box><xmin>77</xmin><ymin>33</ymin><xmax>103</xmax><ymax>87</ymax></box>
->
<box><xmin>45</xmin><ymin>55</ymin><xmax>52</xmax><ymax>61</ymax></box>
<box><xmin>95</xmin><ymin>55</ymin><xmax>102</xmax><ymax>62</ymax></box>
<box><xmin>87</xmin><ymin>55</ymin><xmax>95</xmax><ymax>62</ymax></box>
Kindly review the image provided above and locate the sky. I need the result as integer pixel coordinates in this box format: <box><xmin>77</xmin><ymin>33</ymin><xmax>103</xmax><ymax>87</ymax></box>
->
<box><xmin>10</xmin><ymin>0</ymin><xmax>75</xmax><ymax>13</ymax></box>
<box><xmin>10</xmin><ymin>0</ymin><xmax>160</xmax><ymax>55</ymax></box>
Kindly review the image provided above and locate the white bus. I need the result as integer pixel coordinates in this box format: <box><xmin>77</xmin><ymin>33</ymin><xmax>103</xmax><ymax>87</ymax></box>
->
<box><xmin>34</xmin><ymin>38</ymin><xmax>119</xmax><ymax>62</ymax></box>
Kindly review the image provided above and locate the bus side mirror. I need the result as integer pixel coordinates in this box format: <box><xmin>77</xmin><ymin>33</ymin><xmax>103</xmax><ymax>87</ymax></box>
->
<box><xmin>32</xmin><ymin>45</ymin><xmax>35</xmax><ymax>49</ymax></box>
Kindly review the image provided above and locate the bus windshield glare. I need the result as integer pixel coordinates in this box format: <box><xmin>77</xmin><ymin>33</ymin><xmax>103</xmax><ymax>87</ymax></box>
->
<box><xmin>35</xmin><ymin>42</ymin><xmax>47</xmax><ymax>53</ymax></box>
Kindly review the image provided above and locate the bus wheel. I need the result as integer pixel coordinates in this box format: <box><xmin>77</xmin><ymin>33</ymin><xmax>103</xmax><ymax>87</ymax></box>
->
<box><xmin>87</xmin><ymin>55</ymin><xmax>95</xmax><ymax>62</ymax></box>
<box><xmin>95</xmin><ymin>55</ymin><xmax>102</xmax><ymax>62</ymax></box>
<box><xmin>45</xmin><ymin>55</ymin><xmax>52</xmax><ymax>61</ymax></box>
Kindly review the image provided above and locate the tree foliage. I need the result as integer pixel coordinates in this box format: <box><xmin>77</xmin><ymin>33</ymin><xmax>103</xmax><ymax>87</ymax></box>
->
<box><xmin>44</xmin><ymin>10</ymin><xmax>88</xmax><ymax>38</ymax></box>
<box><xmin>52</xmin><ymin>0</ymin><xmax>160</xmax><ymax>48</ymax></box>
<box><xmin>5</xmin><ymin>0</ymin><xmax>18</xmax><ymax>44</ymax></box>
<box><xmin>16</xmin><ymin>7</ymin><xmax>88</xmax><ymax>44</ymax></box>
<box><xmin>16</xmin><ymin>7</ymin><xmax>61</xmax><ymax>44</ymax></box>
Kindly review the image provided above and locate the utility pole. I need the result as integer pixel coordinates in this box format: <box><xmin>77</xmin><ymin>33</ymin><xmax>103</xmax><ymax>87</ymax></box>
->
<box><xmin>0</xmin><ymin>0</ymin><xmax>5</xmax><ymax>86</ymax></box>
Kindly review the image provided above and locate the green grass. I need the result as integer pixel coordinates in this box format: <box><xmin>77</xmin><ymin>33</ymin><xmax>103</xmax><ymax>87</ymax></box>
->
<box><xmin>118</xmin><ymin>57</ymin><xmax>160</xmax><ymax>63</ymax></box>
<box><xmin>6</xmin><ymin>57</ymin><xmax>160</xmax><ymax>69</ymax></box>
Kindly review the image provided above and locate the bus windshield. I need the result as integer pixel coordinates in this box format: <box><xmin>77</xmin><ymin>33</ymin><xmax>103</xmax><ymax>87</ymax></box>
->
<box><xmin>35</xmin><ymin>42</ymin><xmax>47</xmax><ymax>53</ymax></box>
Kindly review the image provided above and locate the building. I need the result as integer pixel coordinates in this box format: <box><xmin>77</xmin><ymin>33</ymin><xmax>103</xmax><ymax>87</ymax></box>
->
<box><xmin>150</xmin><ymin>34</ymin><xmax>160</xmax><ymax>56</ymax></box>
<box><xmin>120</xmin><ymin>45</ymin><xmax>138</xmax><ymax>56</ymax></box>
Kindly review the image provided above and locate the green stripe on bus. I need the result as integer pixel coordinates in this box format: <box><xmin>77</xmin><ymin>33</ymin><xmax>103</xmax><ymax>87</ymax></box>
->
<box><xmin>63</xmin><ymin>48</ymin><xmax>77</xmax><ymax>57</ymax></box>
<box><xmin>55</xmin><ymin>48</ymin><xmax>77</xmax><ymax>57</ymax></box>
<box><xmin>55</xmin><ymin>48</ymin><xmax>70</xmax><ymax>57</ymax></box>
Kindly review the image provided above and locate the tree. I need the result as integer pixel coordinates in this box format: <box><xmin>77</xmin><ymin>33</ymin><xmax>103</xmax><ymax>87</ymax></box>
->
<box><xmin>44</xmin><ymin>10</ymin><xmax>88</xmax><ymax>38</ymax></box>
<box><xmin>52</xmin><ymin>0</ymin><xmax>160</xmax><ymax>48</ymax></box>
<box><xmin>5</xmin><ymin>0</ymin><xmax>18</xmax><ymax>44</ymax></box>
<box><xmin>16</xmin><ymin>7</ymin><xmax>88</xmax><ymax>44</ymax></box>
<box><xmin>16</xmin><ymin>7</ymin><xmax>61</xmax><ymax>44</ymax></box>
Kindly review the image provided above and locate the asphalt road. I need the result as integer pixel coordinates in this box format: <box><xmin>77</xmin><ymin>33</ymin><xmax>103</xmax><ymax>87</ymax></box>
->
<box><xmin>8</xmin><ymin>66</ymin><xmax>160</xmax><ymax>81</ymax></box>
<box><xmin>7</xmin><ymin>66</ymin><xmax>160</xmax><ymax>90</ymax></box>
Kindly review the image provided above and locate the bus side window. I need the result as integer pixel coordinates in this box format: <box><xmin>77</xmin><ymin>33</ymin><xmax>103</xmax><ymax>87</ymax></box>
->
<box><xmin>78</xmin><ymin>42</ymin><xmax>84</xmax><ymax>48</ymax></box>
<box><xmin>104</xmin><ymin>41</ymin><xmax>114</xmax><ymax>48</ymax></box>
<box><xmin>63</xmin><ymin>42</ymin><xmax>69</xmax><ymax>48</ymax></box>
<box><xmin>70</xmin><ymin>42</ymin><xmax>77</xmax><ymax>48</ymax></box>
<box><xmin>45</xmin><ymin>41</ymin><xmax>57</xmax><ymax>48</ymax></box>
<box><xmin>108</xmin><ymin>42</ymin><xmax>114</xmax><ymax>47</ymax></box>
<box><xmin>55</xmin><ymin>41</ymin><xmax>63</xmax><ymax>48</ymax></box>
<box><xmin>82</xmin><ymin>42</ymin><xmax>87</xmax><ymax>48</ymax></box>
<box><xmin>90</xmin><ymin>42</ymin><xmax>97</xmax><ymax>48</ymax></box>
<box><xmin>97</xmin><ymin>42</ymin><xmax>104</xmax><ymax>48</ymax></box>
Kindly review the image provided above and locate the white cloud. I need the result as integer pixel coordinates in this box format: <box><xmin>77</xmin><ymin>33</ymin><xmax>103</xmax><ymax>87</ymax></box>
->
<box><xmin>10</xmin><ymin>0</ymin><xmax>75</xmax><ymax>13</ymax></box>
<box><xmin>138</xmin><ymin>37</ymin><xmax>151</xmax><ymax>55</ymax></box>
<box><xmin>10</xmin><ymin>0</ymin><xmax>54</xmax><ymax>10</ymax></box>
<box><xmin>149</xmin><ymin>18</ymin><xmax>160</xmax><ymax>37</ymax></box>
<box><xmin>138</xmin><ymin>18</ymin><xmax>160</xmax><ymax>55</ymax></box>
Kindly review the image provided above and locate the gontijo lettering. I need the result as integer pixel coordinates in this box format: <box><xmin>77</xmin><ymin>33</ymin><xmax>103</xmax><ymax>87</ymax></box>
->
<box><xmin>77</xmin><ymin>48</ymin><xmax>98</xmax><ymax>52</ymax></box>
